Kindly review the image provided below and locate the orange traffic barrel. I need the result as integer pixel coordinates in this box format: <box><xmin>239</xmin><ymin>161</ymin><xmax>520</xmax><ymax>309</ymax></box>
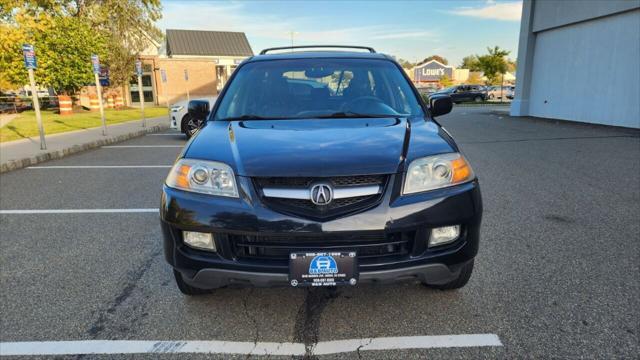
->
<box><xmin>89</xmin><ymin>94</ymin><xmax>100</xmax><ymax>111</ymax></box>
<box><xmin>106</xmin><ymin>96</ymin><xmax>115</xmax><ymax>109</ymax></box>
<box><xmin>114</xmin><ymin>94</ymin><xmax>124</xmax><ymax>109</ymax></box>
<box><xmin>58</xmin><ymin>95</ymin><xmax>73</xmax><ymax>115</ymax></box>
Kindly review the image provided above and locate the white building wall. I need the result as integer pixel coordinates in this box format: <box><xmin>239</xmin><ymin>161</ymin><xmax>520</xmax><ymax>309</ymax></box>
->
<box><xmin>511</xmin><ymin>0</ymin><xmax>640</xmax><ymax>129</ymax></box>
<box><xmin>528</xmin><ymin>9</ymin><xmax>640</xmax><ymax>127</ymax></box>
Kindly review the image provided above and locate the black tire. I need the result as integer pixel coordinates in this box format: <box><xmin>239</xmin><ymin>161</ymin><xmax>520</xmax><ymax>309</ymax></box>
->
<box><xmin>474</xmin><ymin>96</ymin><xmax>482</xmax><ymax>103</ymax></box>
<box><xmin>488</xmin><ymin>94</ymin><xmax>494</xmax><ymax>100</ymax></box>
<box><xmin>423</xmin><ymin>260</ymin><xmax>474</xmax><ymax>290</ymax></box>
<box><xmin>181</xmin><ymin>114</ymin><xmax>200</xmax><ymax>139</ymax></box>
<box><xmin>173</xmin><ymin>269</ymin><xmax>211</xmax><ymax>296</ymax></box>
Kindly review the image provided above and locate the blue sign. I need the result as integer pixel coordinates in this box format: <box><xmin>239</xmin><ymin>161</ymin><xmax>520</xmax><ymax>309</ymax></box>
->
<box><xmin>309</xmin><ymin>255</ymin><xmax>338</xmax><ymax>275</ymax></box>
<box><xmin>91</xmin><ymin>55</ymin><xmax>100</xmax><ymax>74</ymax></box>
<box><xmin>160</xmin><ymin>69</ymin><xmax>167</xmax><ymax>83</ymax></box>
<box><xmin>135</xmin><ymin>60</ymin><xmax>143</xmax><ymax>76</ymax></box>
<box><xmin>22</xmin><ymin>44</ymin><xmax>37</xmax><ymax>69</ymax></box>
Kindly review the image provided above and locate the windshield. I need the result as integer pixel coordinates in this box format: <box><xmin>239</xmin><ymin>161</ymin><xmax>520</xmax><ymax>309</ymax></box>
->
<box><xmin>214</xmin><ymin>58</ymin><xmax>423</xmax><ymax>120</ymax></box>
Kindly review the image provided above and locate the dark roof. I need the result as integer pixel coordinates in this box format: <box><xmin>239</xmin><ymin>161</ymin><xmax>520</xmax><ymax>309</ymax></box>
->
<box><xmin>166</xmin><ymin>29</ymin><xmax>253</xmax><ymax>57</ymax></box>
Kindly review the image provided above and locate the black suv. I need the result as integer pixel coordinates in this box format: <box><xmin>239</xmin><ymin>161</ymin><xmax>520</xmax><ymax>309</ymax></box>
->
<box><xmin>434</xmin><ymin>84</ymin><xmax>487</xmax><ymax>103</ymax></box>
<box><xmin>160</xmin><ymin>46</ymin><xmax>482</xmax><ymax>295</ymax></box>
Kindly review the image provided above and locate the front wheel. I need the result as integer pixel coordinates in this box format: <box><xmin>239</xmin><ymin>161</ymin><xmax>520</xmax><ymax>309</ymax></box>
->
<box><xmin>181</xmin><ymin>114</ymin><xmax>200</xmax><ymax>139</ymax></box>
<box><xmin>423</xmin><ymin>260</ymin><xmax>474</xmax><ymax>290</ymax></box>
<box><xmin>474</xmin><ymin>96</ymin><xmax>483</xmax><ymax>103</ymax></box>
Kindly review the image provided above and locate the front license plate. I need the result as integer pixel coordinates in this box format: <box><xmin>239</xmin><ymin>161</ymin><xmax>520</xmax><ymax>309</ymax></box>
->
<box><xmin>289</xmin><ymin>251</ymin><xmax>358</xmax><ymax>287</ymax></box>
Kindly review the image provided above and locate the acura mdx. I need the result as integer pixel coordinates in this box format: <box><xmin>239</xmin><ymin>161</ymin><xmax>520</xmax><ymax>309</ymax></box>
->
<box><xmin>160</xmin><ymin>46</ymin><xmax>482</xmax><ymax>295</ymax></box>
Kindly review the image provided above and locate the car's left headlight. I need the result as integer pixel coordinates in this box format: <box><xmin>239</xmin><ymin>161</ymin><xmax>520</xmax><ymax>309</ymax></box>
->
<box><xmin>403</xmin><ymin>153</ymin><xmax>475</xmax><ymax>194</ymax></box>
<box><xmin>170</xmin><ymin>105</ymin><xmax>184</xmax><ymax>112</ymax></box>
<box><xmin>166</xmin><ymin>158</ymin><xmax>238</xmax><ymax>197</ymax></box>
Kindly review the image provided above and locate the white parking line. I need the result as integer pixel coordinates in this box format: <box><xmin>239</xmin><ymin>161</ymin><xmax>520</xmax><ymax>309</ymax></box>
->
<box><xmin>102</xmin><ymin>145</ymin><xmax>183</xmax><ymax>148</ymax></box>
<box><xmin>27</xmin><ymin>165</ymin><xmax>172</xmax><ymax>169</ymax></box>
<box><xmin>0</xmin><ymin>209</ymin><xmax>158</xmax><ymax>214</ymax></box>
<box><xmin>0</xmin><ymin>334</ymin><xmax>502</xmax><ymax>356</ymax></box>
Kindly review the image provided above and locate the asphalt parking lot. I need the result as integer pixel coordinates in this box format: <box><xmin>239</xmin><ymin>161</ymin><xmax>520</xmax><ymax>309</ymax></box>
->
<box><xmin>1</xmin><ymin>106</ymin><xmax>638</xmax><ymax>359</ymax></box>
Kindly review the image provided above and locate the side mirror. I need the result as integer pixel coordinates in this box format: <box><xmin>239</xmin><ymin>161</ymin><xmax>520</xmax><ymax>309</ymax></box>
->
<box><xmin>429</xmin><ymin>94</ymin><xmax>453</xmax><ymax>117</ymax></box>
<box><xmin>187</xmin><ymin>100</ymin><xmax>210</xmax><ymax>121</ymax></box>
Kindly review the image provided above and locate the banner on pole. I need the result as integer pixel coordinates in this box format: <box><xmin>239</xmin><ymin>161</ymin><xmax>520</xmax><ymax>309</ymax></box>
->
<box><xmin>22</xmin><ymin>44</ymin><xmax>37</xmax><ymax>69</ymax></box>
<box><xmin>91</xmin><ymin>54</ymin><xmax>100</xmax><ymax>74</ymax></box>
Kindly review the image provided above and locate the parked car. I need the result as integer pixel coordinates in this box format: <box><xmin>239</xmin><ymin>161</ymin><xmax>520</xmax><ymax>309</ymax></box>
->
<box><xmin>487</xmin><ymin>86</ymin><xmax>514</xmax><ymax>100</ymax></box>
<box><xmin>505</xmin><ymin>85</ymin><xmax>515</xmax><ymax>99</ymax></box>
<box><xmin>160</xmin><ymin>45</ymin><xmax>482</xmax><ymax>295</ymax></box>
<box><xmin>169</xmin><ymin>96</ymin><xmax>217</xmax><ymax>138</ymax></box>
<box><xmin>433</xmin><ymin>84</ymin><xmax>487</xmax><ymax>103</ymax></box>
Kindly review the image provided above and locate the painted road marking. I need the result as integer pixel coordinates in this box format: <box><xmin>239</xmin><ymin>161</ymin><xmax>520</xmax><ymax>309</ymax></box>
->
<box><xmin>102</xmin><ymin>145</ymin><xmax>183</xmax><ymax>148</ymax></box>
<box><xmin>27</xmin><ymin>165</ymin><xmax>172</xmax><ymax>169</ymax></box>
<box><xmin>0</xmin><ymin>335</ymin><xmax>502</xmax><ymax>356</ymax></box>
<box><xmin>0</xmin><ymin>209</ymin><xmax>158</xmax><ymax>214</ymax></box>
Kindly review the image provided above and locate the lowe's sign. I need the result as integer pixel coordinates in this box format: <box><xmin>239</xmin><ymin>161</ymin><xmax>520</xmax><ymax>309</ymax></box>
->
<box><xmin>414</xmin><ymin>60</ymin><xmax>453</xmax><ymax>82</ymax></box>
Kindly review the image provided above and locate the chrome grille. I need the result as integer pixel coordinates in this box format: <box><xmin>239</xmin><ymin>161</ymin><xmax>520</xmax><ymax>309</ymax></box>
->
<box><xmin>253</xmin><ymin>175</ymin><xmax>389</xmax><ymax>220</ymax></box>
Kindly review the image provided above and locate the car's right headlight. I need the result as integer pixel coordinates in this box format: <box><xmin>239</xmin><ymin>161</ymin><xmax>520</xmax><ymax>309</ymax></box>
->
<box><xmin>165</xmin><ymin>158</ymin><xmax>238</xmax><ymax>197</ymax></box>
<box><xmin>403</xmin><ymin>153</ymin><xmax>474</xmax><ymax>195</ymax></box>
<box><xmin>170</xmin><ymin>105</ymin><xmax>184</xmax><ymax>112</ymax></box>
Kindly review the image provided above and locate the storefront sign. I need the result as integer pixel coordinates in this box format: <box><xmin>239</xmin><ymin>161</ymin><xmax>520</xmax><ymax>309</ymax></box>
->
<box><xmin>414</xmin><ymin>60</ymin><xmax>453</xmax><ymax>82</ymax></box>
<box><xmin>22</xmin><ymin>44</ymin><xmax>37</xmax><ymax>69</ymax></box>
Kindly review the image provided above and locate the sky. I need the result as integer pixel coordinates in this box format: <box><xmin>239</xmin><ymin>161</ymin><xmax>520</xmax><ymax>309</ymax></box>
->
<box><xmin>159</xmin><ymin>0</ymin><xmax>522</xmax><ymax>66</ymax></box>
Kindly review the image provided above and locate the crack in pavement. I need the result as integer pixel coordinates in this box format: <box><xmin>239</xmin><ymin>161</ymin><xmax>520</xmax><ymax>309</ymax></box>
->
<box><xmin>243</xmin><ymin>287</ymin><xmax>260</xmax><ymax>359</ymax></box>
<box><xmin>293</xmin><ymin>287</ymin><xmax>341</xmax><ymax>359</ymax></box>
<box><xmin>85</xmin><ymin>248</ymin><xmax>162</xmax><ymax>341</ymax></box>
<box><xmin>356</xmin><ymin>338</ymin><xmax>373</xmax><ymax>359</ymax></box>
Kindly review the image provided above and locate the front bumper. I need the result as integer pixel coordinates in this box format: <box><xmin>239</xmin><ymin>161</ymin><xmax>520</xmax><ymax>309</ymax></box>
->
<box><xmin>160</xmin><ymin>174</ymin><xmax>482</xmax><ymax>288</ymax></box>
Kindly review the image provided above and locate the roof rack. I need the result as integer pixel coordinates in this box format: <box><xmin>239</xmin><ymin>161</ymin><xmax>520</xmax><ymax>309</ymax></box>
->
<box><xmin>259</xmin><ymin>45</ymin><xmax>376</xmax><ymax>55</ymax></box>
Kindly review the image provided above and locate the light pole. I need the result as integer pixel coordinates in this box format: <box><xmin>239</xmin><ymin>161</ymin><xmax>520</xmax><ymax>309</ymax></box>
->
<box><xmin>135</xmin><ymin>60</ymin><xmax>145</xmax><ymax>127</ymax></box>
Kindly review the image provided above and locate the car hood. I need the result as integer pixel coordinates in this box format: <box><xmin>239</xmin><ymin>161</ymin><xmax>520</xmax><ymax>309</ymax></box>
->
<box><xmin>185</xmin><ymin>117</ymin><xmax>454</xmax><ymax>177</ymax></box>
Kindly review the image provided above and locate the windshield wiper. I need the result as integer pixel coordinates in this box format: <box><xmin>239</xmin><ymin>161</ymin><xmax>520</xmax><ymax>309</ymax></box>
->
<box><xmin>315</xmin><ymin>111</ymin><xmax>398</xmax><ymax>119</ymax></box>
<box><xmin>221</xmin><ymin>114</ymin><xmax>269</xmax><ymax>121</ymax></box>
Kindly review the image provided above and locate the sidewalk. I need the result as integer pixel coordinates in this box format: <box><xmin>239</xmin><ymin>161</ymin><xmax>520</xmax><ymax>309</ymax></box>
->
<box><xmin>0</xmin><ymin>116</ymin><xmax>171</xmax><ymax>173</ymax></box>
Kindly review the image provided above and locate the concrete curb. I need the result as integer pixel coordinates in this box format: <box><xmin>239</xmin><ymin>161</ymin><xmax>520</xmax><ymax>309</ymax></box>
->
<box><xmin>0</xmin><ymin>124</ymin><xmax>169</xmax><ymax>174</ymax></box>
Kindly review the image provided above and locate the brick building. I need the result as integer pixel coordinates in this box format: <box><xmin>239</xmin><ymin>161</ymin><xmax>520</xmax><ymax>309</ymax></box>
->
<box><xmin>131</xmin><ymin>29</ymin><xmax>253</xmax><ymax>107</ymax></box>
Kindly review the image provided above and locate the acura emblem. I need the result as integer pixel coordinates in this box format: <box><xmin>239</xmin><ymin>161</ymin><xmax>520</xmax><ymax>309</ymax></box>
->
<box><xmin>310</xmin><ymin>183</ymin><xmax>333</xmax><ymax>205</ymax></box>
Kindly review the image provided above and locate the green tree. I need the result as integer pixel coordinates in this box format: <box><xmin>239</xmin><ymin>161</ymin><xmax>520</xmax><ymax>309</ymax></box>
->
<box><xmin>476</xmin><ymin>46</ymin><xmax>510</xmax><ymax>85</ymax></box>
<box><xmin>73</xmin><ymin>0</ymin><xmax>163</xmax><ymax>88</ymax></box>
<box><xmin>459</xmin><ymin>55</ymin><xmax>480</xmax><ymax>71</ymax></box>
<box><xmin>396</xmin><ymin>58</ymin><xmax>415</xmax><ymax>70</ymax></box>
<box><xmin>0</xmin><ymin>11</ymin><xmax>107</xmax><ymax>94</ymax></box>
<box><xmin>438</xmin><ymin>74</ymin><xmax>453</xmax><ymax>88</ymax></box>
<box><xmin>418</xmin><ymin>55</ymin><xmax>448</xmax><ymax>66</ymax></box>
<box><xmin>0</xmin><ymin>0</ymin><xmax>162</xmax><ymax>94</ymax></box>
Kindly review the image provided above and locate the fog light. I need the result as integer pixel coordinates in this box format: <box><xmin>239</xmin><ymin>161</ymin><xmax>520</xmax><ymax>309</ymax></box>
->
<box><xmin>183</xmin><ymin>231</ymin><xmax>216</xmax><ymax>251</ymax></box>
<box><xmin>429</xmin><ymin>225</ymin><xmax>460</xmax><ymax>247</ymax></box>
